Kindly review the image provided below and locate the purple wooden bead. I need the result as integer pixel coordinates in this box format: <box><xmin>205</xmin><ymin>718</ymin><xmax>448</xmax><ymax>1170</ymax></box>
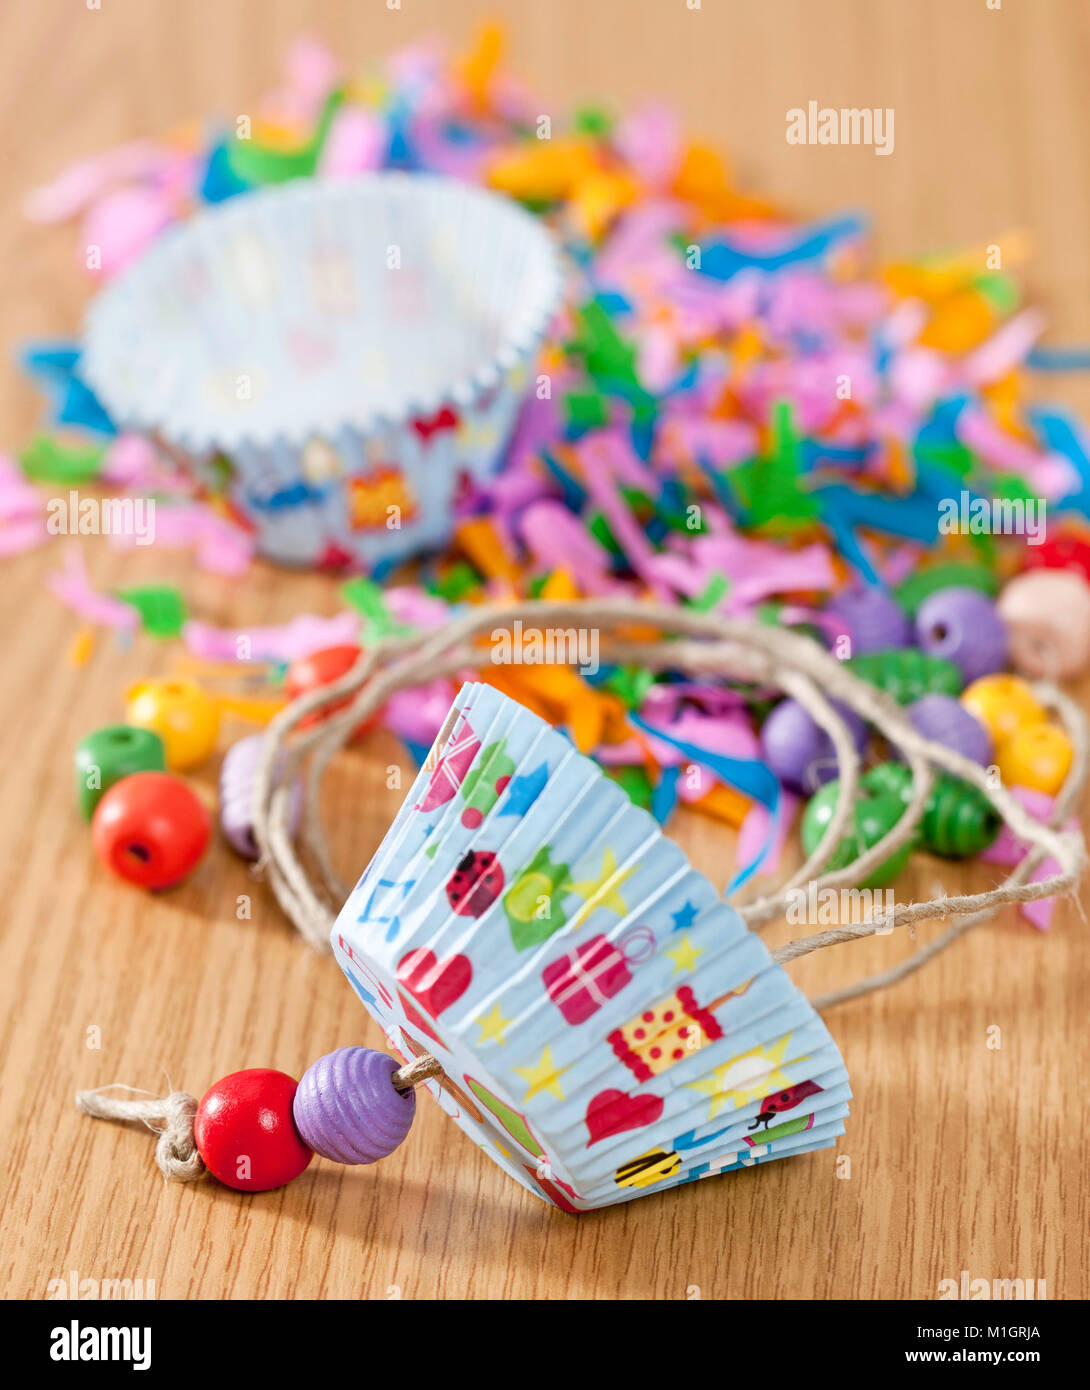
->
<box><xmin>292</xmin><ymin>1047</ymin><xmax>415</xmax><ymax>1165</ymax></box>
<box><xmin>760</xmin><ymin>696</ymin><xmax>868</xmax><ymax>793</ymax></box>
<box><xmin>825</xmin><ymin>586</ymin><xmax>912</xmax><ymax>655</ymax></box>
<box><xmin>914</xmin><ymin>587</ymin><xmax>1008</xmax><ymax>684</ymax></box>
<box><xmin>219</xmin><ymin>733</ymin><xmax>301</xmax><ymax>860</ymax></box>
<box><xmin>904</xmin><ymin>694</ymin><xmax>993</xmax><ymax>765</ymax></box>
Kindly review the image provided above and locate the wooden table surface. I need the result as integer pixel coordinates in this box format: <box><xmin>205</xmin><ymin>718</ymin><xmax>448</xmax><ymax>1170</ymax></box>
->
<box><xmin>2</xmin><ymin>0</ymin><xmax>1088</xmax><ymax>1301</ymax></box>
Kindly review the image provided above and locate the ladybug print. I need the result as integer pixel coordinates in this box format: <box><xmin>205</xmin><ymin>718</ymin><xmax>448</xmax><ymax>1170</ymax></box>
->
<box><xmin>748</xmin><ymin>1079</ymin><xmax>823</xmax><ymax>1131</ymax></box>
<box><xmin>446</xmin><ymin>850</ymin><xmax>505</xmax><ymax>917</ymax></box>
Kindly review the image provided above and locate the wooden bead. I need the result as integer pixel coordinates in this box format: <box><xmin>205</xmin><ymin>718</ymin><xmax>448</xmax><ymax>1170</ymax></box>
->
<box><xmin>996</xmin><ymin>723</ymin><xmax>1074</xmax><ymax>796</ymax></box>
<box><xmin>194</xmin><ymin>1069</ymin><xmax>313</xmax><ymax>1192</ymax></box>
<box><xmin>997</xmin><ymin>570</ymin><xmax>1090</xmax><ymax>679</ymax></box>
<box><xmin>961</xmin><ymin>674</ymin><xmax>1047</xmax><ymax>745</ymax></box>
<box><xmin>74</xmin><ymin>724</ymin><xmax>165</xmax><ymax>820</ymax></box>
<box><xmin>125</xmin><ymin>678</ymin><xmax>220</xmax><ymax>770</ymax></box>
<box><xmin>292</xmin><ymin>1048</ymin><xmax>416</xmax><ymax>1165</ymax></box>
<box><xmin>91</xmin><ymin>771</ymin><xmax>211</xmax><ymax>890</ymax></box>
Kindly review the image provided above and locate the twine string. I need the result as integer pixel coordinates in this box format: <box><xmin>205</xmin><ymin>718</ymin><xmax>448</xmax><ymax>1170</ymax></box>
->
<box><xmin>247</xmin><ymin>599</ymin><xmax>1088</xmax><ymax>1010</ymax></box>
<box><xmin>75</xmin><ymin>1059</ymin><xmax>445</xmax><ymax>1182</ymax></box>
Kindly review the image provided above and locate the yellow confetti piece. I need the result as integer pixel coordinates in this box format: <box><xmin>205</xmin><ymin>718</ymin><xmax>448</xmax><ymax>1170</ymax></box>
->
<box><xmin>569</xmin><ymin>168</ymin><xmax>640</xmax><ymax>241</ymax></box>
<box><xmin>68</xmin><ymin>628</ymin><xmax>94</xmax><ymax>668</ymax></box>
<box><xmin>487</xmin><ymin>138</ymin><xmax>598</xmax><ymax>202</ymax></box>
<box><xmin>215</xmin><ymin>693</ymin><xmax>287</xmax><ymax>725</ymax></box>
<box><xmin>539</xmin><ymin>569</ymin><xmax>580</xmax><ymax>601</ymax></box>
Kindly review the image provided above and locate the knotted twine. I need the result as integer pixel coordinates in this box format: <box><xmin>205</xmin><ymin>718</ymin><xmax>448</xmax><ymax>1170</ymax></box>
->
<box><xmin>74</xmin><ymin>1057</ymin><xmax>444</xmax><ymax>1183</ymax></box>
<box><xmin>78</xmin><ymin>598</ymin><xmax>1088</xmax><ymax>1181</ymax></box>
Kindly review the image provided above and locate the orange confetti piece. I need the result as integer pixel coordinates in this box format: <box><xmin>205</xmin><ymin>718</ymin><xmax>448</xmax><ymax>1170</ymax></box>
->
<box><xmin>455</xmin><ymin>517</ymin><xmax>521</xmax><ymax>583</ymax></box>
<box><xmin>539</xmin><ymin>569</ymin><xmax>580</xmax><ymax>601</ymax></box>
<box><xmin>691</xmin><ymin>782</ymin><xmax>752</xmax><ymax>827</ymax></box>
<box><xmin>456</xmin><ymin>22</ymin><xmax>505</xmax><ymax>110</ymax></box>
<box><xmin>569</xmin><ymin>168</ymin><xmax>640</xmax><ymax>241</ymax></box>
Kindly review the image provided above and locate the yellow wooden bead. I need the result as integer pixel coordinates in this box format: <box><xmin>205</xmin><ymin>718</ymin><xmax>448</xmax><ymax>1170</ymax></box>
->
<box><xmin>960</xmin><ymin>675</ymin><xmax>1046</xmax><ymax>746</ymax></box>
<box><xmin>996</xmin><ymin>722</ymin><xmax>1073</xmax><ymax>796</ymax></box>
<box><xmin>125</xmin><ymin>678</ymin><xmax>220</xmax><ymax>771</ymax></box>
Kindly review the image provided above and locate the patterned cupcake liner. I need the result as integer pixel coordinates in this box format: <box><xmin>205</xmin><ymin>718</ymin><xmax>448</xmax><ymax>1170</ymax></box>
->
<box><xmin>333</xmin><ymin>682</ymin><xmax>851</xmax><ymax>1210</ymax></box>
<box><xmin>81</xmin><ymin>173</ymin><xmax>563</xmax><ymax>568</ymax></box>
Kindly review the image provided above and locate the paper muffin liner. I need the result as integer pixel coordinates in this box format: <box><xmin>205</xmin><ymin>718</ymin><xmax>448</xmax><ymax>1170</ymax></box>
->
<box><xmin>333</xmin><ymin>682</ymin><xmax>851</xmax><ymax>1210</ymax></box>
<box><xmin>81</xmin><ymin>174</ymin><xmax>563</xmax><ymax>569</ymax></box>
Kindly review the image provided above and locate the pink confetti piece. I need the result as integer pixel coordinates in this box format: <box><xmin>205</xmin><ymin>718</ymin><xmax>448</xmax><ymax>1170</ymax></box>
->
<box><xmin>183</xmin><ymin>611</ymin><xmax>361</xmax><ymax>663</ymax></box>
<box><xmin>614</xmin><ymin>103</ymin><xmax>683</xmax><ymax>189</ymax></box>
<box><xmin>0</xmin><ymin>455</ymin><xmax>42</xmax><ymax>521</ymax></box>
<box><xmin>23</xmin><ymin>140</ymin><xmax>171</xmax><ymax>223</ymax></box>
<box><xmin>47</xmin><ymin>549</ymin><xmax>138</xmax><ymax>630</ymax></box>
<box><xmin>384</xmin><ymin>679</ymin><xmax>457</xmax><ymax>745</ymax></box>
<box><xmin>319</xmin><ymin>107</ymin><xmax>386</xmax><ymax>178</ymax></box>
<box><xmin>80</xmin><ymin>184</ymin><xmax>175</xmax><ymax>279</ymax></box>
<box><xmin>736</xmin><ymin>788</ymin><xmax>799</xmax><ymax>876</ymax></box>
<box><xmin>518</xmin><ymin>499</ymin><xmax>620</xmax><ymax>594</ymax></box>
<box><xmin>964</xmin><ymin>308</ymin><xmax>1046</xmax><ymax>385</ymax></box>
<box><xmin>0</xmin><ymin>517</ymin><xmax>49</xmax><ymax>556</ymax></box>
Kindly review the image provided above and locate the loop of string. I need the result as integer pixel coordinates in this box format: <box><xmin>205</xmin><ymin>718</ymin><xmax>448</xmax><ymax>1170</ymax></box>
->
<box><xmin>242</xmin><ymin>599</ymin><xmax>1088</xmax><ymax>1007</ymax></box>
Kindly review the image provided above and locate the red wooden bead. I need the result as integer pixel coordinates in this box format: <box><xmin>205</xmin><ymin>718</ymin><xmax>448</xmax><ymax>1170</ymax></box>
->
<box><xmin>194</xmin><ymin>1069</ymin><xmax>313</xmax><ymax>1192</ymax></box>
<box><xmin>91</xmin><ymin>771</ymin><xmax>211</xmax><ymax>890</ymax></box>
<box><xmin>1022</xmin><ymin>531</ymin><xmax>1090</xmax><ymax>584</ymax></box>
<box><xmin>284</xmin><ymin>644</ymin><xmax>373</xmax><ymax>738</ymax></box>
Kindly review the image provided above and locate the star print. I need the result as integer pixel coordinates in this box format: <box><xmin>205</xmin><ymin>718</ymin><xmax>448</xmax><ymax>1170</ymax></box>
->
<box><xmin>568</xmin><ymin>848</ymin><xmax>636</xmax><ymax>930</ymax></box>
<box><xmin>498</xmin><ymin>762</ymin><xmax>548</xmax><ymax>816</ymax></box>
<box><xmin>671</xmin><ymin>900</ymin><xmax>699</xmax><ymax>932</ymax></box>
<box><xmin>514</xmin><ymin>1046</ymin><xmax>571</xmax><ymax>1104</ymax></box>
<box><xmin>475</xmin><ymin>1003</ymin><xmax>515</xmax><ymax>1046</ymax></box>
<box><xmin>664</xmin><ymin>934</ymin><xmax>704</xmax><ymax>975</ymax></box>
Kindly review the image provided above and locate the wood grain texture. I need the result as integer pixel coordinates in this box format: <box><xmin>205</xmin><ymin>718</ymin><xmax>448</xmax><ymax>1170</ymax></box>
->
<box><xmin>1</xmin><ymin>0</ymin><xmax>1088</xmax><ymax>1301</ymax></box>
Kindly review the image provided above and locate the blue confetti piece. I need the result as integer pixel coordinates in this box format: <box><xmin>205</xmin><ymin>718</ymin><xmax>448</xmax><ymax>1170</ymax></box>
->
<box><xmin>628</xmin><ymin>713</ymin><xmax>779</xmax><ymax>893</ymax></box>
<box><xmin>21</xmin><ymin>341</ymin><xmax>116</xmax><ymax>436</ymax></box>
<box><xmin>696</xmin><ymin>213</ymin><xmax>866</xmax><ymax>281</ymax></box>
<box><xmin>199</xmin><ymin>139</ymin><xmax>253</xmax><ymax>203</ymax></box>
<box><xmin>649</xmin><ymin>765</ymin><xmax>680</xmax><ymax>825</ymax></box>
<box><xmin>1026</xmin><ymin>346</ymin><xmax>1090</xmax><ymax>372</ymax></box>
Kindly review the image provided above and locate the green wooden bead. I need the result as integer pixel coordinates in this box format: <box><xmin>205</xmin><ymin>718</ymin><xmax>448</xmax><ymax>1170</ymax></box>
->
<box><xmin>800</xmin><ymin>775</ymin><xmax>915</xmax><ymax>889</ymax></box>
<box><xmin>74</xmin><ymin>724</ymin><xmax>167</xmax><ymax>820</ymax></box>
<box><xmin>863</xmin><ymin>761</ymin><xmax>1000</xmax><ymax>858</ymax></box>
<box><xmin>847</xmin><ymin>648</ymin><xmax>963</xmax><ymax>702</ymax></box>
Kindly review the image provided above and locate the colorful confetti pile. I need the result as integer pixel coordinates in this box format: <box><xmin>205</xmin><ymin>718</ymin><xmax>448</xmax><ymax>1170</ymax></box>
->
<box><xmin>12</xmin><ymin>28</ymin><xmax>1090</xmax><ymax>913</ymax></box>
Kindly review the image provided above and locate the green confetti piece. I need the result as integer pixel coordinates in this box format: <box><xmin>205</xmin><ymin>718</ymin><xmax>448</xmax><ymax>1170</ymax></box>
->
<box><xmin>689</xmin><ymin>573</ymin><xmax>729</xmax><ymax>611</ymax></box>
<box><xmin>115</xmin><ymin>584</ymin><xmax>187</xmax><ymax>639</ymax></box>
<box><xmin>226</xmin><ymin>89</ymin><xmax>345</xmax><ymax>185</ymax></box>
<box><xmin>603</xmin><ymin>666</ymin><xmax>656</xmax><ymax>710</ymax></box>
<box><xmin>588</xmin><ymin>511</ymin><xmax>622</xmax><ymax>556</ymax></box>
<box><xmin>729</xmin><ymin>401</ymin><xmax>820</xmax><ymax>531</ymax></box>
<box><xmin>573</xmin><ymin>106</ymin><xmax>613</xmax><ymax>137</ymax></box>
<box><xmin>980</xmin><ymin>472</ymin><xmax>1039</xmax><ymax>505</ymax></box>
<box><xmin>563</xmin><ymin>390</ymin><xmax>610</xmax><ymax>434</ymax></box>
<box><xmin>605</xmin><ymin>764</ymin><xmax>654</xmax><ymax>811</ymax></box>
<box><xmin>972</xmin><ymin>271</ymin><xmax>1019</xmax><ymax>316</ymax></box>
<box><xmin>914</xmin><ymin>442</ymin><xmax>976</xmax><ymax>477</ymax></box>
<box><xmin>526</xmin><ymin>573</ymin><xmax>550</xmax><ymax>600</ymax></box>
<box><xmin>341</xmin><ymin>575</ymin><xmax>408</xmax><ymax>641</ymax></box>
<box><xmin>19</xmin><ymin>434</ymin><xmax>105</xmax><ymax>485</ymax></box>
<box><xmin>567</xmin><ymin>301</ymin><xmax>642</xmax><ymax>388</ymax></box>
<box><xmin>432</xmin><ymin>561</ymin><xmax>481</xmax><ymax>603</ymax></box>
<box><xmin>893</xmin><ymin>561</ymin><xmax>1000</xmax><ymax>615</ymax></box>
